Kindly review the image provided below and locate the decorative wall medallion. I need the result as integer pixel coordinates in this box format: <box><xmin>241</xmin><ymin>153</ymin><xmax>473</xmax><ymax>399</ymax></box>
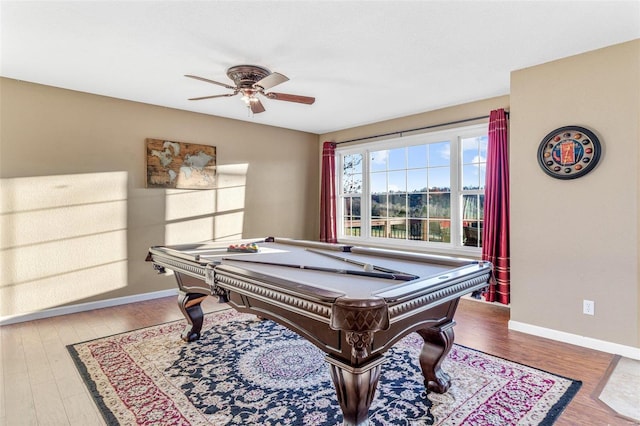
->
<box><xmin>537</xmin><ymin>125</ymin><xmax>601</xmax><ymax>179</ymax></box>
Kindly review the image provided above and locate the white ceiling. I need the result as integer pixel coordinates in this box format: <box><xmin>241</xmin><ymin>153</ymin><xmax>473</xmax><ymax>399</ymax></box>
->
<box><xmin>1</xmin><ymin>1</ymin><xmax>639</xmax><ymax>135</ymax></box>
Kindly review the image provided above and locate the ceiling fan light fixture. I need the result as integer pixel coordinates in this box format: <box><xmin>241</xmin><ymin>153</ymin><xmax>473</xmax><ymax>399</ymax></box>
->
<box><xmin>241</xmin><ymin>94</ymin><xmax>259</xmax><ymax>104</ymax></box>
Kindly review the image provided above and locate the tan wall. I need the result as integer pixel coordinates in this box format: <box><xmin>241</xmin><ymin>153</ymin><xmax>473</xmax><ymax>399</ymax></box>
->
<box><xmin>0</xmin><ymin>78</ymin><xmax>319</xmax><ymax>318</ymax></box>
<box><xmin>510</xmin><ymin>40</ymin><xmax>640</xmax><ymax>348</ymax></box>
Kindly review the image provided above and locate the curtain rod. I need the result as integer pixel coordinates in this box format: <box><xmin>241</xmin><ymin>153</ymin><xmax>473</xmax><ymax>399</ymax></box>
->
<box><xmin>335</xmin><ymin>111</ymin><xmax>509</xmax><ymax>145</ymax></box>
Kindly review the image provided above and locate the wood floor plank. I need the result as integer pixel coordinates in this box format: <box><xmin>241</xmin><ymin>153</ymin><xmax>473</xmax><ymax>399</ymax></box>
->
<box><xmin>0</xmin><ymin>327</ymin><xmax>5</xmax><ymax>426</ymax></box>
<box><xmin>31</xmin><ymin>378</ymin><xmax>70</xmax><ymax>426</ymax></box>
<box><xmin>4</xmin><ymin>371</ymin><xmax>37</xmax><ymax>425</ymax></box>
<box><xmin>1</xmin><ymin>323</ymin><xmax>28</xmax><ymax>377</ymax></box>
<box><xmin>50</xmin><ymin>315</ymin><xmax>83</xmax><ymax>346</ymax></box>
<box><xmin>62</xmin><ymin>391</ymin><xmax>105</xmax><ymax>426</ymax></box>
<box><xmin>55</xmin><ymin>369</ymin><xmax>89</xmax><ymax>402</ymax></box>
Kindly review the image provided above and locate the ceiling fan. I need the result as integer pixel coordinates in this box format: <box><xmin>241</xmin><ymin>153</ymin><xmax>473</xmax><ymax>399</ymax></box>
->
<box><xmin>185</xmin><ymin>65</ymin><xmax>315</xmax><ymax>114</ymax></box>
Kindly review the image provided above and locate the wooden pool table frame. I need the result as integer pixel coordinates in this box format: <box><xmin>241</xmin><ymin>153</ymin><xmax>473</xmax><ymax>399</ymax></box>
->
<box><xmin>146</xmin><ymin>237</ymin><xmax>492</xmax><ymax>425</ymax></box>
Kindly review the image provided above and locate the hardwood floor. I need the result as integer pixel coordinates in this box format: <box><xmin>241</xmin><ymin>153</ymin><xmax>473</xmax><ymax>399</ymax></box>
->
<box><xmin>0</xmin><ymin>296</ymin><xmax>634</xmax><ymax>425</ymax></box>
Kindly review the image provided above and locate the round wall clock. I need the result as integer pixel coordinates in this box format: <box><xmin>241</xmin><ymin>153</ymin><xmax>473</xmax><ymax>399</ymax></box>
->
<box><xmin>537</xmin><ymin>125</ymin><xmax>601</xmax><ymax>179</ymax></box>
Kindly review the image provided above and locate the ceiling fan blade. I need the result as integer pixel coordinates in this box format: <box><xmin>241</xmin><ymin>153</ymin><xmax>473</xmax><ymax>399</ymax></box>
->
<box><xmin>188</xmin><ymin>92</ymin><xmax>237</xmax><ymax>101</ymax></box>
<box><xmin>185</xmin><ymin>74</ymin><xmax>236</xmax><ymax>90</ymax></box>
<box><xmin>250</xmin><ymin>98</ymin><xmax>266</xmax><ymax>114</ymax></box>
<box><xmin>265</xmin><ymin>92</ymin><xmax>315</xmax><ymax>105</ymax></box>
<box><xmin>255</xmin><ymin>72</ymin><xmax>289</xmax><ymax>90</ymax></box>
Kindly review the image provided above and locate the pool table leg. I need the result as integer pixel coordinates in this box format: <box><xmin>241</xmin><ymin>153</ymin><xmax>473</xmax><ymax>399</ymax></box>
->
<box><xmin>416</xmin><ymin>321</ymin><xmax>455</xmax><ymax>393</ymax></box>
<box><xmin>325</xmin><ymin>355</ymin><xmax>386</xmax><ymax>426</ymax></box>
<box><xmin>177</xmin><ymin>291</ymin><xmax>208</xmax><ymax>342</ymax></box>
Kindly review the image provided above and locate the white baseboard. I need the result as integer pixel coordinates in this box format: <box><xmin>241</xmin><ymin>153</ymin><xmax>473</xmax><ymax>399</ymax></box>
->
<box><xmin>509</xmin><ymin>320</ymin><xmax>640</xmax><ymax>360</ymax></box>
<box><xmin>0</xmin><ymin>288</ymin><xmax>178</xmax><ymax>326</ymax></box>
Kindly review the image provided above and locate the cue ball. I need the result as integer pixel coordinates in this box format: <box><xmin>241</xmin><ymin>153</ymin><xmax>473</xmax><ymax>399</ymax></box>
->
<box><xmin>363</xmin><ymin>264</ymin><xmax>374</xmax><ymax>272</ymax></box>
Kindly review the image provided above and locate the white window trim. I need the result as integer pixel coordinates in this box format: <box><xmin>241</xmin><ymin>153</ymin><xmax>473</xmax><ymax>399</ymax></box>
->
<box><xmin>336</xmin><ymin>123</ymin><xmax>487</xmax><ymax>258</ymax></box>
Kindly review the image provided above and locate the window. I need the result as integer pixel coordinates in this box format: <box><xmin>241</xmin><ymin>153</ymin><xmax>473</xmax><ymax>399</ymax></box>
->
<box><xmin>337</xmin><ymin>124</ymin><xmax>487</xmax><ymax>253</ymax></box>
<box><xmin>460</xmin><ymin>135</ymin><xmax>487</xmax><ymax>248</ymax></box>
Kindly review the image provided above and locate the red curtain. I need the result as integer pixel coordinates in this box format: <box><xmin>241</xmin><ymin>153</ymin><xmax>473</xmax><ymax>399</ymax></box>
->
<box><xmin>482</xmin><ymin>109</ymin><xmax>510</xmax><ymax>304</ymax></box>
<box><xmin>320</xmin><ymin>141</ymin><xmax>338</xmax><ymax>243</ymax></box>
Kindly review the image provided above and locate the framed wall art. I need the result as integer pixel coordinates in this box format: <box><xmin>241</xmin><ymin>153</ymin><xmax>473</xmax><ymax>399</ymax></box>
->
<box><xmin>146</xmin><ymin>138</ymin><xmax>217</xmax><ymax>189</ymax></box>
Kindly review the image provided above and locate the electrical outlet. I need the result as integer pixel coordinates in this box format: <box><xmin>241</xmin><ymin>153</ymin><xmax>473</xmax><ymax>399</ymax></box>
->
<box><xmin>583</xmin><ymin>300</ymin><xmax>595</xmax><ymax>316</ymax></box>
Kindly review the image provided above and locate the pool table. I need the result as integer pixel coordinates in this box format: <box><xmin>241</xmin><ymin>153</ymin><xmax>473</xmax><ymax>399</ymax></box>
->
<box><xmin>146</xmin><ymin>237</ymin><xmax>492</xmax><ymax>426</ymax></box>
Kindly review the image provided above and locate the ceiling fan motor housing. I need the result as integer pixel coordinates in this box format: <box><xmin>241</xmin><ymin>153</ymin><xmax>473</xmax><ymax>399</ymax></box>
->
<box><xmin>226</xmin><ymin>65</ymin><xmax>271</xmax><ymax>89</ymax></box>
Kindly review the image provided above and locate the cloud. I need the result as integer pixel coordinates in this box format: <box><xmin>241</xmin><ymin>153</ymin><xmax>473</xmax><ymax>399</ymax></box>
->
<box><xmin>371</xmin><ymin>150</ymin><xmax>388</xmax><ymax>165</ymax></box>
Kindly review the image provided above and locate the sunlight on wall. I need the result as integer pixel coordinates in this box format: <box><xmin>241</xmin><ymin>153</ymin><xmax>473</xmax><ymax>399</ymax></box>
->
<box><xmin>0</xmin><ymin>172</ymin><xmax>128</xmax><ymax>318</ymax></box>
<box><xmin>164</xmin><ymin>163</ymin><xmax>248</xmax><ymax>244</ymax></box>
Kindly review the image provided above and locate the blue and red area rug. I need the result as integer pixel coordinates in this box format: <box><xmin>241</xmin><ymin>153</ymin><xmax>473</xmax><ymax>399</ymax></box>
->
<box><xmin>68</xmin><ymin>310</ymin><xmax>581</xmax><ymax>425</ymax></box>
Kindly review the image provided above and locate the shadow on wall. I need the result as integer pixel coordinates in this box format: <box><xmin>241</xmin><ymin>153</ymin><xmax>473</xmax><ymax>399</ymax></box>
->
<box><xmin>0</xmin><ymin>164</ymin><xmax>249</xmax><ymax>320</ymax></box>
<box><xmin>0</xmin><ymin>172</ymin><xmax>129</xmax><ymax>319</ymax></box>
<box><xmin>163</xmin><ymin>163</ymin><xmax>249</xmax><ymax>245</ymax></box>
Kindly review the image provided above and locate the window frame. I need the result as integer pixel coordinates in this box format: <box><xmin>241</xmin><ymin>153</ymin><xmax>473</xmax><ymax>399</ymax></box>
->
<box><xmin>336</xmin><ymin>123</ymin><xmax>487</xmax><ymax>257</ymax></box>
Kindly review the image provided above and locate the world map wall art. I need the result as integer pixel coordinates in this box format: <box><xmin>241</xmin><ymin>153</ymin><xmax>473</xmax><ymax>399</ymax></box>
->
<box><xmin>146</xmin><ymin>138</ymin><xmax>217</xmax><ymax>189</ymax></box>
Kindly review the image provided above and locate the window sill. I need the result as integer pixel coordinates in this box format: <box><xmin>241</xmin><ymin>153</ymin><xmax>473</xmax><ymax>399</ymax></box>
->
<box><xmin>337</xmin><ymin>237</ymin><xmax>482</xmax><ymax>260</ymax></box>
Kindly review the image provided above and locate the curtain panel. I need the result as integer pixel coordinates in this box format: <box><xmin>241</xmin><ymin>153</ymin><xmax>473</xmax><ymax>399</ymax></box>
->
<box><xmin>320</xmin><ymin>141</ymin><xmax>338</xmax><ymax>243</ymax></box>
<box><xmin>482</xmin><ymin>109</ymin><xmax>510</xmax><ymax>304</ymax></box>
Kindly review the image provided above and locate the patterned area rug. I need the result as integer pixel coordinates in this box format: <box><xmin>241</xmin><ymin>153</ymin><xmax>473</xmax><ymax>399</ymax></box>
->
<box><xmin>68</xmin><ymin>310</ymin><xmax>581</xmax><ymax>425</ymax></box>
